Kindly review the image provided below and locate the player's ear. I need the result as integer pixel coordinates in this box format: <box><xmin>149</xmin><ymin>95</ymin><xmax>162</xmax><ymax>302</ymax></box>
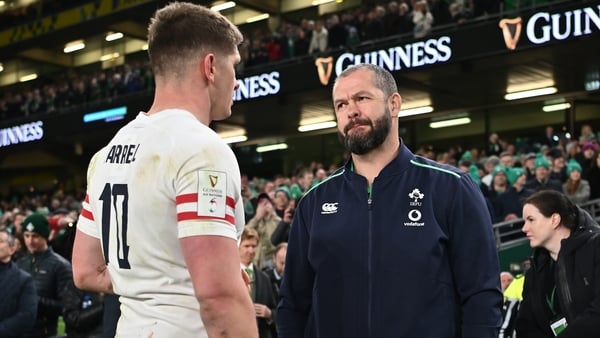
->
<box><xmin>201</xmin><ymin>53</ymin><xmax>216</xmax><ymax>83</ymax></box>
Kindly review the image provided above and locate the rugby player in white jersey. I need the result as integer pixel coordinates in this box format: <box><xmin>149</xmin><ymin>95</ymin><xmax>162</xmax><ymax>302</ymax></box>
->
<box><xmin>71</xmin><ymin>2</ymin><xmax>258</xmax><ymax>337</ymax></box>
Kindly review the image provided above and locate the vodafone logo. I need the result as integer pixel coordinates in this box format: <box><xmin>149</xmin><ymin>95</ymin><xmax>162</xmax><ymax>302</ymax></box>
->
<box><xmin>321</xmin><ymin>202</ymin><xmax>339</xmax><ymax>214</ymax></box>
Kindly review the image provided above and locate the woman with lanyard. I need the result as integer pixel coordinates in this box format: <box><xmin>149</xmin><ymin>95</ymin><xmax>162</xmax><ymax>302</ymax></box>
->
<box><xmin>516</xmin><ymin>189</ymin><xmax>600</xmax><ymax>337</ymax></box>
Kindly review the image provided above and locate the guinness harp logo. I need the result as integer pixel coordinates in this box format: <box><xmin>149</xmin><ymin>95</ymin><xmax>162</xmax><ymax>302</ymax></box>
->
<box><xmin>209</xmin><ymin>175</ymin><xmax>218</xmax><ymax>188</ymax></box>
<box><xmin>315</xmin><ymin>57</ymin><xmax>334</xmax><ymax>86</ymax></box>
<box><xmin>499</xmin><ymin>17</ymin><xmax>523</xmax><ymax>50</ymax></box>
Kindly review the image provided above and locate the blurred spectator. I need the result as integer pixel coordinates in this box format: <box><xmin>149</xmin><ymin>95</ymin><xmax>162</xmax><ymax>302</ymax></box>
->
<box><xmin>0</xmin><ymin>229</ymin><xmax>38</xmax><ymax>338</ymax></box>
<box><xmin>547</xmin><ymin>148</ymin><xmax>567</xmax><ymax>183</ymax></box>
<box><xmin>576</xmin><ymin>141</ymin><xmax>599</xmax><ymax>174</ymax></box>
<box><xmin>262</xmin><ymin>242</ymin><xmax>287</xmax><ymax>299</ymax></box>
<box><xmin>500</xmin><ymin>271</ymin><xmax>514</xmax><ymax>292</ymax></box>
<box><xmin>413</xmin><ymin>0</ymin><xmax>434</xmax><ymax>38</ymax></box>
<box><xmin>487</xmin><ymin>133</ymin><xmax>503</xmax><ymax>157</ymax></box>
<box><xmin>273</xmin><ymin>187</ymin><xmax>291</xmax><ymax>219</ymax></box>
<box><xmin>383</xmin><ymin>1</ymin><xmax>401</xmax><ymax>36</ymax></box>
<box><xmin>247</xmin><ymin>193</ymin><xmax>281</xmax><ymax>269</ymax></box>
<box><xmin>294</xmin><ymin>27</ymin><xmax>310</xmax><ymax>56</ymax></box>
<box><xmin>271</xmin><ymin>198</ymin><xmax>296</xmax><ymax>246</ymax></box>
<box><xmin>248</xmin><ymin>37</ymin><xmax>269</xmax><ymax>67</ymax></box>
<box><xmin>450</xmin><ymin>0</ymin><xmax>472</xmax><ymax>24</ymax></box>
<box><xmin>522</xmin><ymin>152</ymin><xmax>537</xmax><ymax>181</ymax></box>
<box><xmin>540</xmin><ymin>125</ymin><xmax>560</xmax><ymax>148</ymax></box>
<box><xmin>398</xmin><ymin>2</ymin><xmax>415</xmax><ymax>34</ymax></box>
<box><xmin>563</xmin><ymin>159</ymin><xmax>590</xmax><ymax>205</ymax></box>
<box><xmin>430</xmin><ymin>0</ymin><xmax>452</xmax><ymax>27</ymax></box>
<box><xmin>327</xmin><ymin>14</ymin><xmax>348</xmax><ymax>50</ymax></box>
<box><xmin>17</xmin><ymin>213</ymin><xmax>72</xmax><ymax>338</ymax></box>
<box><xmin>362</xmin><ymin>6</ymin><xmax>386</xmax><ymax>41</ymax></box>
<box><xmin>524</xmin><ymin>155</ymin><xmax>563</xmax><ymax>193</ymax></box>
<box><xmin>579</xmin><ymin>124</ymin><xmax>596</xmax><ymax>143</ymax></box>
<box><xmin>239</xmin><ymin>227</ymin><xmax>278</xmax><ymax>338</ymax></box>
<box><xmin>586</xmin><ymin>151</ymin><xmax>600</xmax><ymax>203</ymax></box>
<box><xmin>499</xmin><ymin>151</ymin><xmax>514</xmax><ymax>168</ymax></box>
<box><xmin>481</xmin><ymin>155</ymin><xmax>500</xmax><ymax>187</ymax></box>
<box><xmin>493</xmin><ymin>167</ymin><xmax>532</xmax><ymax>222</ymax></box>
<box><xmin>309</xmin><ymin>19</ymin><xmax>328</xmax><ymax>55</ymax></box>
<box><xmin>289</xmin><ymin>168</ymin><xmax>314</xmax><ymax>200</ymax></box>
<box><xmin>264</xmin><ymin>34</ymin><xmax>283</xmax><ymax>62</ymax></box>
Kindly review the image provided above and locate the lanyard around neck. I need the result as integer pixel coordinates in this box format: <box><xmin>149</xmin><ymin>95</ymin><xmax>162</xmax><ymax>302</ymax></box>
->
<box><xmin>546</xmin><ymin>286</ymin><xmax>557</xmax><ymax>315</ymax></box>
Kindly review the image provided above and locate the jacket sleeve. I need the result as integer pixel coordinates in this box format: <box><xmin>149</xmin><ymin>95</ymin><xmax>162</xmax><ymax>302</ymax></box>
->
<box><xmin>558</xmin><ymin>233</ymin><xmax>600</xmax><ymax>338</ymax></box>
<box><xmin>62</xmin><ymin>281</ymin><xmax>104</xmax><ymax>330</ymax></box>
<box><xmin>0</xmin><ymin>273</ymin><xmax>38</xmax><ymax>336</ymax></box>
<box><xmin>40</xmin><ymin>256</ymin><xmax>73</xmax><ymax>314</ymax></box>
<box><xmin>276</xmin><ymin>200</ymin><xmax>314</xmax><ymax>338</ymax></box>
<box><xmin>448</xmin><ymin>175</ymin><xmax>503</xmax><ymax>338</ymax></box>
<box><xmin>516</xmin><ymin>269</ymin><xmax>552</xmax><ymax>338</ymax></box>
<box><xmin>270</xmin><ymin>219</ymin><xmax>291</xmax><ymax>246</ymax></box>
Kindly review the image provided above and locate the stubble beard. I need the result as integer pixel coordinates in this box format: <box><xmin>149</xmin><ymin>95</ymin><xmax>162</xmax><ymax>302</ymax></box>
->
<box><xmin>338</xmin><ymin>108</ymin><xmax>391</xmax><ymax>155</ymax></box>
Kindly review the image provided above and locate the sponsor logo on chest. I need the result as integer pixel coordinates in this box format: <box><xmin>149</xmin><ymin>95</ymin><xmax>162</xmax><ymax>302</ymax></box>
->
<box><xmin>405</xmin><ymin>188</ymin><xmax>425</xmax><ymax>227</ymax></box>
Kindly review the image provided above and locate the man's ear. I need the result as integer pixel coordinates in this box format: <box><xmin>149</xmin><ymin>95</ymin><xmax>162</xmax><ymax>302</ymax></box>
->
<box><xmin>389</xmin><ymin>93</ymin><xmax>402</xmax><ymax>117</ymax></box>
<box><xmin>202</xmin><ymin>53</ymin><xmax>216</xmax><ymax>83</ymax></box>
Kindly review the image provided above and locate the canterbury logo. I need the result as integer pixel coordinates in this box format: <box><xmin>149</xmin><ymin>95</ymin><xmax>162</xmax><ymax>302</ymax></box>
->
<box><xmin>321</xmin><ymin>202</ymin><xmax>339</xmax><ymax>214</ymax></box>
<box><xmin>499</xmin><ymin>17</ymin><xmax>523</xmax><ymax>50</ymax></box>
<box><xmin>315</xmin><ymin>57</ymin><xmax>334</xmax><ymax>86</ymax></box>
<box><xmin>209</xmin><ymin>175</ymin><xmax>218</xmax><ymax>187</ymax></box>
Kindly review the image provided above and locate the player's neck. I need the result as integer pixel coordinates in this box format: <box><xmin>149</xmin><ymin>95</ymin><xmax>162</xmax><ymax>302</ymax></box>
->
<box><xmin>147</xmin><ymin>82</ymin><xmax>211</xmax><ymax>125</ymax></box>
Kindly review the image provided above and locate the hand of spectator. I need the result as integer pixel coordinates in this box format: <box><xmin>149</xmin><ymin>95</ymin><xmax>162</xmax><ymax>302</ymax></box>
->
<box><xmin>254</xmin><ymin>303</ymin><xmax>272</xmax><ymax>319</ymax></box>
<box><xmin>254</xmin><ymin>200</ymin><xmax>272</xmax><ymax>220</ymax></box>
<box><xmin>504</xmin><ymin>213</ymin><xmax>519</xmax><ymax>221</ymax></box>
<box><xmin>283</xmin><ymin>205</ymin><xmax>294</xmax><ymax>223</ymax></box>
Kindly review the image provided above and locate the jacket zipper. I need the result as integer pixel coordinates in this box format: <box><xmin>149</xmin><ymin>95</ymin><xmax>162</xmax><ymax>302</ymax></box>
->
<box><xmin>367</xmin><ymin>192</ymin><xmax>373</xmax><ymax>338</ymax></box>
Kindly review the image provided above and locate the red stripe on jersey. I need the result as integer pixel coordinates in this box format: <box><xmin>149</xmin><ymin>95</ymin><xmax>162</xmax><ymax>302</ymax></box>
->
<box><xmin>80</xmin><ymin>207</ymin><xmax>94</xmax><ymax>221</ymax></box>
<box><xmin>176</xmin><ymin>193</ymin><xmax>236</xmax><ymax>209</ymax></box>
<box><xmin>226</xmin><ymin>196</ymin><xmax>235</xmax><ymax>209</ymax></box>
<box><xmin>177</xmin><ymin>212</ymin><xmax>235</xmax><ymax>225</ymax></box>
<box><xmin>176</xmin><ymin>193</ymin><xmax>197</xmax><ymax>204</ymax></box>
<box><xmin>84</xmin><ymin>194</ymin><xmax>90</xmax><ymax>203</ymax></box>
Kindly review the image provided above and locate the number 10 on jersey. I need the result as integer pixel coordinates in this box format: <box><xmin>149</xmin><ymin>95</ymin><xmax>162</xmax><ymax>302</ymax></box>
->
<box><xmin>100</xmin><ymin>183</ymin><xmax>131</xmax><ymax>269</ymax></box>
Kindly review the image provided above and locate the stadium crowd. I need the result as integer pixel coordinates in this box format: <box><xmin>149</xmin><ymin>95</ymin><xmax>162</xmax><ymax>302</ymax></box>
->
<box><xmin>0</xmin><ymin>0</ymin><xmax>515</xmax><ymax>121</ymax></box>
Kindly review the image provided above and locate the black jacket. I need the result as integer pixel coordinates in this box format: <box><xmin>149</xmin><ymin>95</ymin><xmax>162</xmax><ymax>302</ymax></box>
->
<box><xmin>0</xmin><ymin>261</ymin><xmax>38</xmax><ymax>338</ymax></box>
<box><xmin>17</xmin><ymin>247</ymin><xmax>72</xmax><ymax>338</ymax></box>
<box><xmin>516</xmin><ymin>207</ymin><xmax>600</xmax><ymax>337</ymax></box>
<box><xmin>62</xmin><ymin>280</ymin><xmax>104</xmax><ymax>338</ymax></box>
<box><xmin>254</xmin><ymin>268</ymin><xmax>278</xmax><ymax>338</ymax></box>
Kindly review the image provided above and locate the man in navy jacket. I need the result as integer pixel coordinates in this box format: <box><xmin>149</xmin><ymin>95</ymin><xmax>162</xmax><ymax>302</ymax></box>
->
<box><xmin>277</xmin><ymin>64</ymin><xmax>503</xmax><ymax>338</ymax></box>
<box><xmin>0</xmin><ymin>229</ymin><xmax>38</xmax><ymax>338</ymax></box>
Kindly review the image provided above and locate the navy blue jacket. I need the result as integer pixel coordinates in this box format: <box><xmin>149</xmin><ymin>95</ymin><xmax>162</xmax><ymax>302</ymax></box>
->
<box><xmin>277</xmin><ymin>143</ymin><xmax>503</xmax><ymax>338</ymax></box>
<box><xmin>0</xmin><ymin>261</ymin><xmax>38</xmax><ymax>338</ymax></box>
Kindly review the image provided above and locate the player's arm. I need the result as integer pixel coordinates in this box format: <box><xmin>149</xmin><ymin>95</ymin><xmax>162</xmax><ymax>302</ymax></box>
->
<box><xmin>72</xmin><ymin>229</ymin><xmax>113</xmax><ymax>294</ymax></box>
<box><xmin>181</xmin><ymin>235</ymin><xmax>258</xmax><ymax>338</ymax></box>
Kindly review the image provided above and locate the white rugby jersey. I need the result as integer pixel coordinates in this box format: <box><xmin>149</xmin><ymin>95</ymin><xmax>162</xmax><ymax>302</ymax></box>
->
<box><xmin>78</xmin><ymin>109</ymin><xmax>245</xmax><ymax>337</ymax></box>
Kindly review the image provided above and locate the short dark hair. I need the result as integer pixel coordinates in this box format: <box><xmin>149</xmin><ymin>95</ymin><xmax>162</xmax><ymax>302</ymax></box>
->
<box><xmin>334</xmin><ymin>63</ymin><xmax>398</xmax><ymax>99</ymax></box>
<box><xmin>524</xmin><ymin>190</ymin><xmax>578</xmax><ymax>231</ymax></box>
